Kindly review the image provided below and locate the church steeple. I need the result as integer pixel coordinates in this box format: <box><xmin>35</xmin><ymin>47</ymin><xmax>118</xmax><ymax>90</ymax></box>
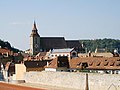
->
<box><xmin>32</xmin><ymin>20</ymin><xmax>37</xmax><ymax>30</ymax></box>
<box><xmin>30</xmin><ymin>21</ymin><xmax>40</xmax><ymax>37</ymax></box>
<box><xmin>30</xmin><ymin>21</ymin><xmax>40</xmax><ymax>55</ymax></box>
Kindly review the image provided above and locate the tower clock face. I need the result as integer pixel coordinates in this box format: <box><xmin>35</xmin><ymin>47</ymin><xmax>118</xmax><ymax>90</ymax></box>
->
<box><xmin>35</xmin><ymin>44</ymin><xmax>38</xmax><ymax>48</ymax></box>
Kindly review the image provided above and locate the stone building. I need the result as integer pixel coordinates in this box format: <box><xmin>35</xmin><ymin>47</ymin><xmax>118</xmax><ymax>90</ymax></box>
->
<box><xmin>49</xmin><ymin>48</ymin><xmax>78</xmax><ymax>60</ymax></box>
<box><xmin>29</xmin><ymin>21</ymin><xmax>84</xmax><ymax>55</ymax></box>
<box><xmin>30</xmin><ymin>21</ymin><xmax>40</xmax><ymax>55</ymax></box>
<box><xmin>45</xmin><ymin>56</ymin><xmax>120</xmax><ymax>74</ymax></box>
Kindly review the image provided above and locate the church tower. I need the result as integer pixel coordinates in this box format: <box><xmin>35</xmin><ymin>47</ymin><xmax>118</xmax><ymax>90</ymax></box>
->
<box><xmin>30</xmin><ymin>21</ymin><xmax>40</xmax><ymax>55</ymax></box>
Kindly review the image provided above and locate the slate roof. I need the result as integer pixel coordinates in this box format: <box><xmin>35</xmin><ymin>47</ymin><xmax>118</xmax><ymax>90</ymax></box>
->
<box><xmin>66</xmin><ymin>40</ymin><xmax>82</xmax><ymax>48</ymax></box>
<box><xmin>40</xmin><ymin>37</ymin><xmax>83</xmax><ymax>52</ymax></box>
<box><xmin>51</xmin><ymin>48</ymin><xmax>74</xmax><ymax>53</ymax></box>
<box><xmin>40</xmin><ymin>37</ymin><xmax>67</xmax><ymax>51</ymax></box>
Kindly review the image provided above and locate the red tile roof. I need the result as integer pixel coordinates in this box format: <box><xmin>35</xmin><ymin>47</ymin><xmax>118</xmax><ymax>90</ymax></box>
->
<box><xmin>70</xmin><ymin>57</ymin><xmax>120</xmax><ymax>70</ymax></box>
<box><xmin>0</xmin><ymin>48</ymin><xmax>11</xmax><ymax>54</ymax></box>
<box><xmin>45</xmin><ymin>58</ymin><xmax>58</xmax><ymax>68</ymax></box>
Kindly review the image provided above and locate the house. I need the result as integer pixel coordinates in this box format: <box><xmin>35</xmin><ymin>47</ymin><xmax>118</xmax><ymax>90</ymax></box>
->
<box><xmin>70</xmin><ymin>57</ymin><xmax>120</xmax><ymax>74</ymax></box>
<box><xmin>1</xmin><ymin>62</ymin><xmax>15</xmax><ymax>81</ymax></box>
<box><xmin>45</xmin><ymin>55</ymin><xmax>120</xmax><ymax>74</ymax></box>
<box><xmin>78</xmin><ymin>52</ymin><xmax>113</xmax><ymax>58</ymax></box>
<box><xmin>0</xmin><ymin>48</ymin><xmax>12</xmax><ymax>57</ymax></box>
<box><xmin>23</xmin><ymin>48</ymin><xmax>78</xmax><ymax>61</ymax></box>
<box><xmin>23</xmin><ymin>52</ymin><xmax>50</xmax><ymax>61</ymax></box>
<box><xmin>45</xmin><ymin>56</ymin><xmax>69</xmax><ymax>72</ymax></box>
<box><xmin>93</xmin><ymin>48</ymin><xmax>114</xmax><ymax>57</ymax></box>
<box><xmin>35</xmin><ymin>52</ymin><xmax>48</xmax><ymax>60</ymax></box>
<box><xmin>49</xmin><ymin>48</ymin><xmax>78</xmax><ymax>60</ymax></box>
<box><xmin>92</xmin><ymin>52</ymin><xmax>113</xmax><ymax>57</ymax></box>
<box><xmin>24</xmin><ymin>60</ymin><xmax>51</xmax><ymax>72</ymax></box>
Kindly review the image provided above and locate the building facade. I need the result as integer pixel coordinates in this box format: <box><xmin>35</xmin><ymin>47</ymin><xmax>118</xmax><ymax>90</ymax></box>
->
<box><xmin>29</xmin><ymin>21</ymin><xmax>84</xmax><ymax>55</ymax></box>
<box><xmin>30</xmin><ymin>21</ymin><xmax>40</xmax><ymax>55</ymax></box>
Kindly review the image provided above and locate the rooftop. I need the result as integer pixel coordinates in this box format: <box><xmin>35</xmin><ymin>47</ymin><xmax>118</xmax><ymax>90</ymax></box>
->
<box><xmin>51</xmin><ymin>48</ymin><xmax>74</xmax><ymax>53</ymax></box>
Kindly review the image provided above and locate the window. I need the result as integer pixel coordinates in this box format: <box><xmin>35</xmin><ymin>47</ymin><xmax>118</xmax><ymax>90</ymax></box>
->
<box><xmin>116</xmin><ymin>62</ymin><xmax>120</xmax><ymax>66</ymax></box>
<box><xmin>81</xmin><ymin>63</ymin><xmax>88</xmax><ymax>69</ymax></box>
<box><xmin>104</xmin><ymin>62</ymin><xmax>109</xmax><ymax>66</ymax></box>
<box><xmin>96</xmin><ymin>62</ymin><xmax>101</xmax><ymax>66</ymax></box>
<box><xmin>57</xmin><ymin>56</ymin><xmax>69</xmax><ymax>68</ymax></box>
<box><xmin>89</xmin><ymin>62</ymin><xmax>93</xmax><ymax>66</ymax></box>
<box><xmin>77</xmin><ymin>62</ymin><xmax>81</xmax><ymax>66</ymax></box>
<box><xmin>110</xmin><ymin>62</ymin><xmax>114</xmax><ymax>66</ymax></box>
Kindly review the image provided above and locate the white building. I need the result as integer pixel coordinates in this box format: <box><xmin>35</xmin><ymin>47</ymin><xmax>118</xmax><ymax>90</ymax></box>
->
<box><xmin>49</xmin><ymin>48</ymin><xmax>78</xmax><ymax>60</ymax></box>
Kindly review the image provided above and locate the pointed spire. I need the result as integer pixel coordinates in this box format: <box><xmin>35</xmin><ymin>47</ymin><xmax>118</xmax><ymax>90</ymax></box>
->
<box><xmin>85</xmin><ymin>73</ymin><xmax>89</xmax><ymax>90</ymax></box>
<box><xmin>30</xmin><ymin>20</ymin><xmax>40</xmax><ymax>37</ymax></box>
<box><xmin>32</xmin><ymin>20</ymin><xmax>37</xmax><ymax>30</ymax></box>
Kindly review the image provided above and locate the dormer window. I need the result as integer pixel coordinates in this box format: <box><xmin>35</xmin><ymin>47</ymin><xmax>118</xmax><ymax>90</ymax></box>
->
<box><xmin>77</xmin><ymin>62</ymin><xmax>81</xmax><ymax>66</ymax></box>
<box><xmin>104</xmin><ymin>62</ymin><xmax>109</xmax><ymax>66</ymax></box>
<box><xmin>110</xmin><ymin>62</ymin><xmax>114</xmax><ymax>66</ymax></box>
<box><xmin>89</xmin><ymin>62</ymin><xmax>93</xmax><ymax>66</ymax></box>
<box><xmin>96</xmin><ymin>62</ymin><xmax>101</xmax><ymax>66</ymax></box>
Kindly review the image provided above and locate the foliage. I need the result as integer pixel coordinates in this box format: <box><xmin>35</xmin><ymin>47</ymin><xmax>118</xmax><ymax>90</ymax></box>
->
<box><xmin>79</xmin><ymin>38</ymin><xmax>120</xmax><ymax>53</ymax></box>
<box><xmin>0</xmin><ymin>39</ymin><xmax>20</xmax><ymax>53</ymax></box>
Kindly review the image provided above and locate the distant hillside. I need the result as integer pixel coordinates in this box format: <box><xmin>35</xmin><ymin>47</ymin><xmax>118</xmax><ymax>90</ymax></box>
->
<box><xmin>0</xmin><ymin>39</ymin><xmax>20</xmax><ymax>53</ymax></box>
<box><xmin>79</xmin><ymin>38</ymin><xmax>120</xmax><ymax>53</ymax></box>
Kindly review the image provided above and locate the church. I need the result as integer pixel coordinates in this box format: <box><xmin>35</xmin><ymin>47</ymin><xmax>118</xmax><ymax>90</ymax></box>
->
<box><xmin>30</xmin><ymin>21</ymin><xmax>84</xmax><ymax>55</ymax></box>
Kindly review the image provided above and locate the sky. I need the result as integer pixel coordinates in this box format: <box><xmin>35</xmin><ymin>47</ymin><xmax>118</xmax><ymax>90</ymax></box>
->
<box><xmin>0</xmin><ymin>0</ymin><xmax>120</xmax><ymax>50</ymax></box>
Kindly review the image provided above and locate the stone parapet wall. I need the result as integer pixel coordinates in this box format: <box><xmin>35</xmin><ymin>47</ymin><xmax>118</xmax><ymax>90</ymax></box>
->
<box><xmin>24</xmin><ymin>71</ymin><xmax>120</xmax><ymax>90</ymax></box>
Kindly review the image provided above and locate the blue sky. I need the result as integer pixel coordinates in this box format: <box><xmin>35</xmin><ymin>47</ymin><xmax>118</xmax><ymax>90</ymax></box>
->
<box><xmin>0</xmin><ymin>0</ymin><xmax>120</xmax><ymax>50</ymax></box>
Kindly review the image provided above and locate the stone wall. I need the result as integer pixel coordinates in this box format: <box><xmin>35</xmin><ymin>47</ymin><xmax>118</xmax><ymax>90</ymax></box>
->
<box><xmin>24</xmin><ymin>71</ymin><xmax>120</xmax><ymax>90</ymax></box>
